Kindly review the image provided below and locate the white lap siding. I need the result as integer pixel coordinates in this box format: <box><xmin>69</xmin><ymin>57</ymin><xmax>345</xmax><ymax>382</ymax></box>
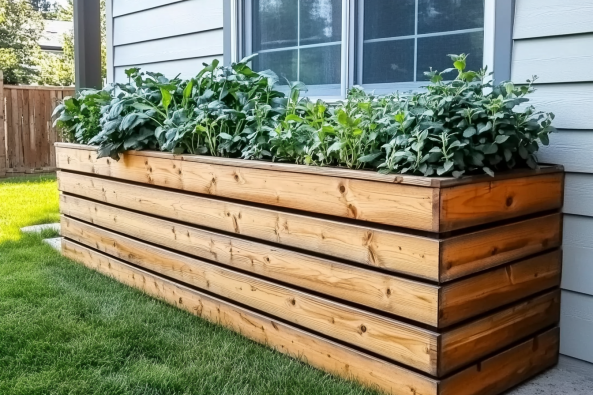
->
<box><xmin>513</xmin><ymin>0</ymin><xmax>593</xmax><ymax>363</ymax></box>
<box><xmin>107</xmin><ymin>0</ymin><xmax>223</xmax><ymax>83</ymax></box>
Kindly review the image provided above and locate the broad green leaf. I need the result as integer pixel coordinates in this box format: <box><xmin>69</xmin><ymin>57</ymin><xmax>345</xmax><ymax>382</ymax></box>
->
<box><xmin>160</xmin><ymin>88</ymin><xmax>172</xmax><ymax>113</ymax></box>
<box><xmin>463</xmin><ymin>126</ymin><xmax>477</xmax><ymax>138</ymax></box>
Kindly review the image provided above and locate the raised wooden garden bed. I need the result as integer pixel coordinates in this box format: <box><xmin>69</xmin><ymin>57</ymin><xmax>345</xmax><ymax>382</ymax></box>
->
<box><xmin>56</xmin><ymin>142</ymin><xmax>564</xmax><ymax>395</ymax></box>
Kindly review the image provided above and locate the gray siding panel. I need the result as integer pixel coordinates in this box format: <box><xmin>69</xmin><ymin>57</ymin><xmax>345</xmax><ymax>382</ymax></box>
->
<box><xmin>512</xmin><ymin>34</ymin><xmax>593</xmax><ymax>83</ymax></box>
<box><xmin>563</xmin><ymin>215</ymin><xmax>593</xmax><ymax>296</ymax></box>
<box><xmin>114</xmin><ymin>56</ymin><xmax>222</xmax><ymax>81</ymax></box>
<box><xmin>523</xmin><ymin>84</ymin><xmax>593</xmax><ymax>130</ymax></box>
<box><xmin>560</xmin><ymin>290</ymin><xmax>593</xmax><ymax>363</ymax></box>
<box><xmin>114</xmin><ymin>29</ymin><xmax>223</xmax><ymax>67</ymax></box>
<box><xmin>513</xmin><ymin>0</ymin><xmax>593</xmax><ymax>363</ymax></box>
<box><xmin>113</xmin><ymin>0</ymin><xmax>223</xmax><ymax>46</ymax></box>
<box><xmin>111</xmin><ymin>0</ymin><xmax>223</xmax><ymax>83</ymax></box>
<box><xmin>565</xmin><ymin>173</ymin><xmax>593</xmax><ymax>217</ymax></box>
<box><xmin>514</xmin><ymin>0</ymin><xmax>593</xmax><ymax>39</ymax></box>
<box><xmin>113</xmin><ymin>0</ymin><xmax>184</xmax><ymax>17</ymax></box>
<box><xmin>538</xmin><ymin>131</ymin><xmax>593</xmax><ymax>173</ymax></box>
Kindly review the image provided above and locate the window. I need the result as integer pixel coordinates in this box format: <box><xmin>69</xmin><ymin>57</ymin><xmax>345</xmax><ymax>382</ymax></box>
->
<box><xmin>232</xmin><ymin>0</ymin><xmax>504</xmax><ymax>98</ymax></box>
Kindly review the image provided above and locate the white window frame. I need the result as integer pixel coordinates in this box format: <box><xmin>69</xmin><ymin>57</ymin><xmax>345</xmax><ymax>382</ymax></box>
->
<box><xmin>224</xmin><ymin>0</ymin><xmax>513</xmax><ymax>100</ymax></box>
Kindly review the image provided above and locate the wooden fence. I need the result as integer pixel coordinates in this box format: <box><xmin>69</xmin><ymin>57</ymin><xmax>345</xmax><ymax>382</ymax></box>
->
<box><xmin>0</xmin><ymin>73</ymin><xmax>75</xmax><ymax>177</ymax></box>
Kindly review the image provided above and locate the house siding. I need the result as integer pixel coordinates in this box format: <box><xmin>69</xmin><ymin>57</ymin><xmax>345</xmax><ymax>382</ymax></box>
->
<box><xmin>513</xmin><ymin>0</ymin><xmax>593</xmax><ymax>364</ymax></box>
<box><xmin>107</xmin><ymin>0</ymin><xmax>223</xmax><ymax>83</ymax></box>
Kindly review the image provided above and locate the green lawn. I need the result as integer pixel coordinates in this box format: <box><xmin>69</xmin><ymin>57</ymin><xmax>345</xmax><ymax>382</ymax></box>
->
<box><xmin>0</xmin><ymin>175</ymin><xmax>380</xmax><ymax>395</ymax></box>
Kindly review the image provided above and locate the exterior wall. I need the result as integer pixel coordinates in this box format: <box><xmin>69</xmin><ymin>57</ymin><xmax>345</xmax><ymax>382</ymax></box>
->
<box><xmin>106</xmin><ymin>0</ymin><xmax>223</xmax><ymax>84</ymax></box>
<box><xmin>512</xmin><ymin>0</ymin><xmax>593</xmax><ymax>364</ymax></box>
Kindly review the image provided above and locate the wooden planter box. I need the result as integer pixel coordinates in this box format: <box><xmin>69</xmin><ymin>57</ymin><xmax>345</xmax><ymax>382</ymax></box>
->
<box><xmin>56</xmin><ymin>143</ymin><xmax>564</xmax><ymax>395</ymax></box>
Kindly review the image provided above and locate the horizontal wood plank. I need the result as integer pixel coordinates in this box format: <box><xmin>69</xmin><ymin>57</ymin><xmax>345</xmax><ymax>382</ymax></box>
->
<box><xmin>440</xmin><ymin>327</ymin><xmax>560</xmax><ymax>395</ymax></box>
<box><xmin>439</xmin><ymin>173</ymin><xmax>564</xmax><ymax>232</ymax></box>
<box><xmin>512</xmin><ymin>34</ymin><xmax>593</xmax><ymax>84</ymax></box>
<box><xmin>55</xmin><ymin>142</ymin><xmax>563</xmax><ymax>188</ymax></box>
<box><xmin>61</xmin><ymin>216</ymin><xmax>440</xmax><ymax>373</ymax></box>
<box><xmin>55</xmin><ymin>146</ymin><xmax>438</xmax><ymax>231</ymax></box>
<box><xmin>61</xmin><ymin>218</ymin><xmax>562</xmax><ymax>378</ymax></box>
<box><xmin>61</xmin><ymin>239</ymin><xmax>440</xmax><ymax>395</ymax></box>
<box><xmin>560</xmin><ymin>290</ymin><xmax>593</xmax><ymax>363</ymax></box>
<box><xmin>114</xmin><ymin>29</ymin><xmax>223</xmax><ymax>67</ymax></box>
<box><xmin>57</xmin><ymin>172</ymin><xmax>440</xmax><ymax>279</ymax></box>
<box><xmin>439</xmin><ymin>290</ymin><xmax>560</xmax><ymax>375</ymax></box>
<box><xmin>514</xmin><ymin>0</ymin><xmax>593</xmax><ymax>39</ymax></box>
<box><xmin>440</xmin><ymin>213</ymin><xmax>562</xmax><ymax>282</ymax></box>
<box><xmin>113</xmin><ymin>0</ymin><xmax>223</xmax><ymax>46</ymax></box>
<box><xmin>440</xmin><ymin>250</ymin><xmax>562</xmax><ymax>327</ymax></box>
<box><xmin>59</xmin><ymin>195</ymin><xmax>440</xmax><ymax>324</ymax></box>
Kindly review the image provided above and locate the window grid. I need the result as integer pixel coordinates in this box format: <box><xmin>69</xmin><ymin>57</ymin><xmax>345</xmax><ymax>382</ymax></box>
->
<box><xmin>243</xmin><ymin>0</ymin><xmax>491</xmax><ymax>97</ymax></box>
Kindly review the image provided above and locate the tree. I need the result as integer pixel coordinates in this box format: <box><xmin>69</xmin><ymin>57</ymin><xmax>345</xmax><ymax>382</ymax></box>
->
<box><xmin>0</xmin><ymin>0</ymin><xmax>44</xmax><ymax>84</ymax></box>
<box><xmin>29</xmin><ymin>0</ymin><xmax>58</xmax><ymax>20</ymax></box>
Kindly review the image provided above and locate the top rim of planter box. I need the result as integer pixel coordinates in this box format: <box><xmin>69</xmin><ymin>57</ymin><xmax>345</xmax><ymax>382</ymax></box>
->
<box><xmin>56</xmin><ymin>142</ymin><xmax>563</xmax><ymax>188</ymax></box>
<box><xmin>55</xmin><ymin>143</ymin><xmax>564</xmax><ymax>233</ymax></box>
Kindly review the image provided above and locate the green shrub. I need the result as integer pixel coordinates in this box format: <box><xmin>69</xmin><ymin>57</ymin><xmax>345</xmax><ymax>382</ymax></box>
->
<box><xmin>53</xmin><ymin>54</ymin><xmax>555</xmax><ymax>177</ymax></box>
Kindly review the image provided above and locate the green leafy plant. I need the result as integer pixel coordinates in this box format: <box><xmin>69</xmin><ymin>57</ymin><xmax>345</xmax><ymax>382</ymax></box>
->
<box><xmin>53</xmin><ymin>54</ymin><xmax>556</xmax><ymax>177</ymax></box>
<box><xmin>52</xmin><ymin>89</ymin><xmax>111</xmax><ymax>144</ymax></box>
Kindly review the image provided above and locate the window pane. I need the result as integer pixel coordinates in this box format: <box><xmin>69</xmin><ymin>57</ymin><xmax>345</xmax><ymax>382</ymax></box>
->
<box><xmin>363</xmin><ymin>39</ymin><xmax>415</xmax><ymax>84</ymax></box>
<box><xmin>253</xmin><ymin>0</ymin><xmax>298</xmax><ymax>51</ymax></box>
<box><xmin>253</xmin><ymin>50</ymin><xmax>298</xmax><ymax>85</ymax></box>
<box><xmin>418</xmin><ymin>0</ymin><xmax>484</xmax><ymax>34</ymax></box>
<box><xmin>417</xmin><ymin>32</ymin><xmax>484</xmax><ymax>80</ymax></box>
<box><xmin>300</xmin><ymin>44</ymin><xmax>341</xmax><ymax>85</ymax></box>
<box><xmin>364</xmin><ymin>0</ymin><xmax>415</xmax><ymax>39</ymax></box>
<box><xmin>300</xmin><ymin>0</ymin><xmax>342</xmax><ymax>46</ymax></box>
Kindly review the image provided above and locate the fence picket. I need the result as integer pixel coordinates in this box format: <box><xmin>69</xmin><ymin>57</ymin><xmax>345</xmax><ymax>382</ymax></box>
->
<box><xmin>1</xmin><ymin>85</ymin><xmax>73</xmax><ymax>176</ymax></box>
<box><xmin>0</xmin><ymin>73</ymin><xmax>5</xmax><ymax>177</ymax></box>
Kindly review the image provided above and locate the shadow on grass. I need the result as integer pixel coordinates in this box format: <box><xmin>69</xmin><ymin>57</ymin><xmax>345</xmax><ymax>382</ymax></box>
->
<box><xmin>0</xmin><ymin>176</ymin><xmax>380</xmax><ymax>395</ymax></box>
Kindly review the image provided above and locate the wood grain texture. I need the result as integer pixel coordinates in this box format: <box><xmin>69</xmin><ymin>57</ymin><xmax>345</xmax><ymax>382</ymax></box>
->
<box><xmin>55</xmin><ymin>146</ymin><xmax>437</xmax><ymax>231</ymax></box>
<box><xmin>538</xmin><ymin>130</ymin><xmax>593</xmax><ymax>173</ymax></box>
<box><xmin>439</xmin><ymin>290</ymin><xmax>560</xmax><ymax>375</ymax></box>
<box><xmin>440</xmin><ymin>214</ymin><xmax>562</xmax><ymax>282</ymax></box>
<box><xmin>514</xmin><ymin>0</ymin><xmax>593</xmax><ymax>39</ymax></box>
<box><xmin>59</xmin><ymin>195</ymin><xmax>440</xmax><ymax>324</ymax></box>
<box><xmin>114</xmin><ymin>29</ymin><xmax>223</xmax><ymax>67</ymax></box>
<box><xmin>113</xmin><ymin>0</ymin><xmax>223</xmax><ymax>46</ymax></box>
<box><xmin>560</xmin><ymin>290</ymin><xmax>593</xmax><ymax>363</ymax></box>
<box><xmin>61</xmin><ymin>217</ymin><xmax>439</xmax><ymax>374</ymax></box>
<box><xmin>439</xmin><ymin>328</ymin><xmax>560</xmax><ymax>395</ymax></box>
<box><xmin>54</xmin><ymin>142</ymin><xmax>564</xmax><ymax>187</ymax></box>
<box><xmin>0</xmin><ymin>73</ymin><xmax>4</xmax><ymax>177</ymax></box>
<box><xmin>61</xmin><ymin>217</ymin><xmax>561</xmax><ymax>378</ymax></box>
<box><xmin>57</xmin><ymin>171</ymin><xmax>440</xmax><ymax>280</ymax></box>
<box><xmin>440</xmin><ymin>250</ymin><xmax>562</xmax><ymax>327</ymax></box>
<box><xmin>59</xmin><ymin>239</ymin><xmax>568</xmax><ymax>393</ymax></box>
<box><xmin>61</xmin><ymin>239</ymin><xmax>440</xmax><ymax>395</ymax></box>
<box><xmin>512</xmin><ymin>34</ymin><xmax>593</xmax><ymax>84</ymax></box>
<box><xmin>439</xmin><ymin>173</ymin><xmax>564</xmax><ymax>232</ymax></box>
